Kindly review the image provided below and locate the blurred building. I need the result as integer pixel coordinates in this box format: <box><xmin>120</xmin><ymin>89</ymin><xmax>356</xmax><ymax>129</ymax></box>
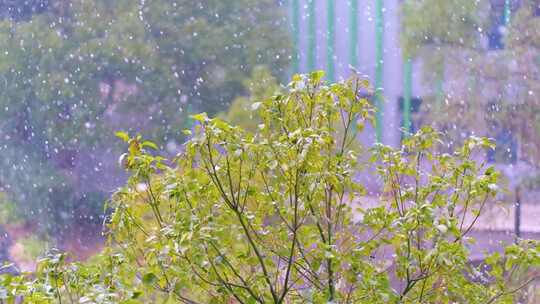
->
<box><xmin>285</xmin><ymin>0</ymin><xmax>540</xmax><ymax>251</ymax></box>
<box><xmin>285</xmin><ymin>0</ymin><xmax>530</xmax><ymax>160</ymax></box>
<box><xmin>286</xmin><ymin>0</ymin><xmax>420</xmax><ymax>148</ymax></box>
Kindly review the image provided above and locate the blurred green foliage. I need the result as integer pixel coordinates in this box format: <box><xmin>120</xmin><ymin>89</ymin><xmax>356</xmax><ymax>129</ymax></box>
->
<box><xmin>0</xmin><ymin>0</ymin><xmax>291</xmax><ymax>144</ymax></box>
<box><xmin>17</xmin><ymin>235</ymin><xmax>49</xmax><ymax>262</ymax></box>
<box><xmin>0</xmin><ymin>193</ymin><xmax>20</xmax><ymax>226</ymax></box>
<box><xmin>0</xmin><ymin>0</ymin><xmax>291</xmax><ymax>234</ymax></box>
<box><xmin>219</xmin><ymin>66</ymin><xmax>282</xmax><ymax>132</ymax></box>
<box><xmin>401</xmin><ymin>0</ymin><xmax>488</xmax><ymax>59</ymax></box>
<box><xmin>401</xmin><ymin>0</ymin><xmax>540</xmax><ymax>168</ymax></box>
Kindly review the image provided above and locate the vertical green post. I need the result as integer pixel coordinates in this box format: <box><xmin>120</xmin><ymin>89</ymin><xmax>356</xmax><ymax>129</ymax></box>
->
<box><xmin>504</xmin><ymin>0</ymin><xmax>511</xmax><ymax>25</ymax></box>
<box><xmin>375</xmin><ymin>0</ymin><xmax>384</xmax><ymax>142</ymax></box>
<box><xmin>291</xmin><ymin>0</ymin><xmax>300</xmax><ymax>73</ymax></box>
<box><xmin>349</xmin><ymin>0</ymin><xmax>358</xmax><ymax>69</ymax></box>
<box><xmin>327</xmin><ymin>0</ymin><xmax>335</xmax><ymax>81</ymax></box>
<box><xmin>403</xmin><ymin>58</ymin><xmax>412</xmax><ymax>137</ymax></box>
<box><xmin>308</xmin><ymin>0</ymin><xmax>316</xmax><ymax>71</ymax></box>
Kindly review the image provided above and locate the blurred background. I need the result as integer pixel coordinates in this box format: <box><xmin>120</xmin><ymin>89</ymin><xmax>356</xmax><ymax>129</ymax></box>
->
<box><xmin>0</xmin><ymin>0</ymin><xmax>539</xmax><ymax>274</ymax></box>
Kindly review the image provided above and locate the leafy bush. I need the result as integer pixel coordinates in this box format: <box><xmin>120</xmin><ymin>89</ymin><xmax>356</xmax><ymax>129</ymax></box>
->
<box><xmin>0</xmin><ymin>193</ymin><xmax>21</xmax><ymax>226</ymax></box>
<box><xmin>1</xmin><ymin>72</ymin><xmax>540</xmax><ymax>303</ymax></box>
<box><xmin>15</xmin><ymin>236</ymin><xmax>50</xmax><ymax>265</ymax></box>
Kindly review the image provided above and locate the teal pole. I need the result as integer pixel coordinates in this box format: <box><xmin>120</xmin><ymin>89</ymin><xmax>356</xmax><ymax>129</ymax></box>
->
<box><xmin>349</xmin><ymin>0</ymin><xmax>358</xmax><ymax>69</ymax></box>
<box><xmin>291</xmin><ymin>0</ymin><xmax>300</xmax><ymax>73</ymax></box>
<box><xmin>504</xmin><ymin>0</ymin><xmax>511</xmax><ymax>25</ymax></box>
<box><xmin>403</xmin><ymin>59</ymin><xmax>412</xmax><ymax>136</ymax></box>
<box><xmin>327</xmin><ymin>0</ymin><xmax>335</xmax><ymax>81</ymax></box>
<box><xmin>349</xmin><ymin>0</ymin><xmax>358</xmax><ymax>136</ymax></box>
<box><xmin>375</xmin><ymin>0</ymin><xmax>384</xmax><ymax>142</ymax></box>
<box><xmin>308</xmin><ymin>0</ymin><xmax>316</xmax><ymax>71</ymax></box>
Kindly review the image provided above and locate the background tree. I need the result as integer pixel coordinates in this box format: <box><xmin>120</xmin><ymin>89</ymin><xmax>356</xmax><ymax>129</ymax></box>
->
<box><xmin>401</xmin><ymin>0</ymin><xmax>540</xmax><ymax>168</ymax></box>
<box><xmin>219</xmin><ymin>66</ymin><xmax>282</xmax><ymax>132</ymax></box>
<box><xmin>0</xmin><ymin>0</ymin><xmax>291</xmax><ymax>236</ymax></box>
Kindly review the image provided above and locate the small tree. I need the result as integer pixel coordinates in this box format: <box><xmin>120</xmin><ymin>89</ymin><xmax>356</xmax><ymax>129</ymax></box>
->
<box><xmin>1</xmin><ymin>72</ymin><xmax>540</xmax><ymax>303</ymax></box>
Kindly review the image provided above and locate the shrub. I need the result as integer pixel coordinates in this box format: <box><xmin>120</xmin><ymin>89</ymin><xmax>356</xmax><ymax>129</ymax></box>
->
<box><xmin>1</xmin><ymin>72</ymin><xmax>539</xmax><ymax>303</ymax></box>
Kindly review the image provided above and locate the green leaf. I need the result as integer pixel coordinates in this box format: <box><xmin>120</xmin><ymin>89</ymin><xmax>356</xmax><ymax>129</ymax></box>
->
<box><xmin>251</xmin><ymin>102</ymin><xmax>262</xmax><ymax>111</ymax></box>
<box><xmin>190</xmin><ymin>113</ymin><xmax>209</xmax><ymax>123</ymax></box>
<box><xmin>142</xmin><ymin>141</ymin><xmax>158</xmax><ymax>150</ymax></box>
<box><xmin>116</xmin><ymin>131</ymin><xmax>130</xmax><ymax>142</ymax></box>
<box><xmin>131</xmin><ymin>291</ymin><xmax>142</xmax><ymax>299</ymax></box>
<box><xmin>309</xmin><ymin>70</ymin><xmax>325</xmax><ymax>83</ymax></box>
<box><xmin>142</xmin><ymin>273</ymin><xmax>158</xmax><ymax>286</ymax></box>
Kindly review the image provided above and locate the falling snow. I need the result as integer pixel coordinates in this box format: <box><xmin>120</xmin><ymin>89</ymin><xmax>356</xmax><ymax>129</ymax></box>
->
<box><xmin>0</xmin><ymin>0</ymin><xmax>539</xmax><ymax>298</ymax></box>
